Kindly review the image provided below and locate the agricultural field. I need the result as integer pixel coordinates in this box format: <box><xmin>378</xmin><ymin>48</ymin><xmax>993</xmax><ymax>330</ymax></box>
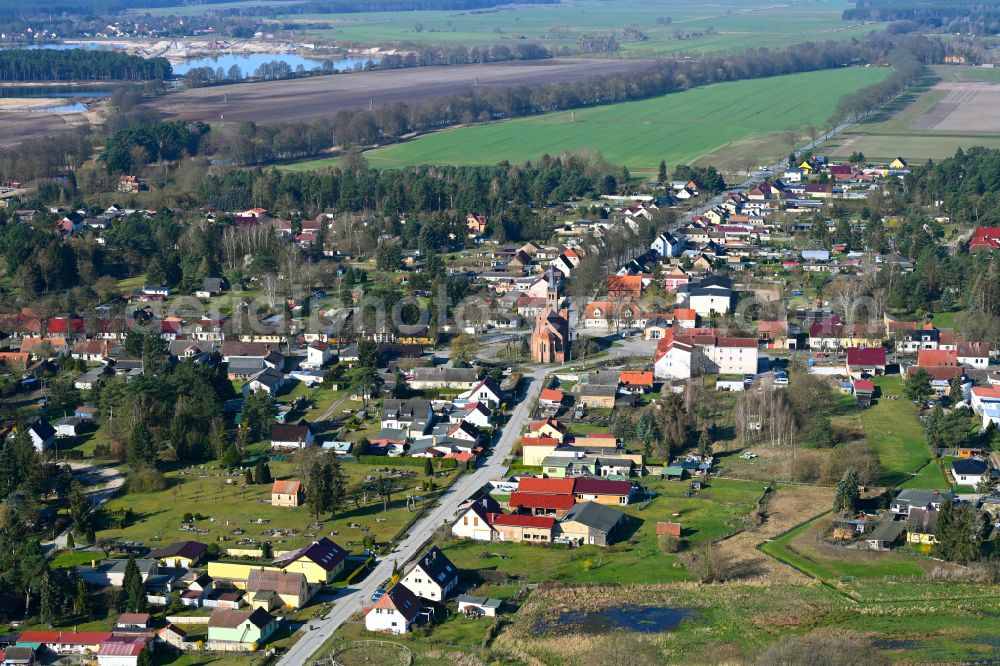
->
<box><xmin>827</xmin><ymin>66</ymin><xmax>1000</xmax><ymax>163</ymax></box>
<box><xmin>438</xmin><ymin>478</ymin><xmax>766</xmax><ymax>585</ymax></box>
<box><xmin>153</xmin><ymin>57</ymin><xmax>652</xmax><ymax>125</ymax></box>
<box><xmin>860</xmin><ymin>376</ymin><xmax>930</xmax><ymax>487</ymax></box>
<box><xmin>292</xmin><ymin>67</ymin><xmax>889</xmax><ymax>176</ymax></box>
<box><xmin>95</xmin><ymin>458</ymin><xmax>459</xmax><ymax>552</ymax></box>
<box><xmin>279</xmin><ymin>0</ymin><xmax>874</xmax><ymax>59</ymax></box>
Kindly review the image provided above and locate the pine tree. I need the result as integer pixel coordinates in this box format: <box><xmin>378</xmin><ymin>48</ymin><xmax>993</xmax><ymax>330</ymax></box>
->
<box><xmin>122</xmin><ymin>555</ymin><xmax>147</xmax><ymax>613</ymax></box>
<box><xmin>261</xmin><ymin>463</ymin><xmax>273</xmax><ymax>484</ymax></box>
<box><xmin>126</xmin><ymin>421</ymin><xmax>158</xmax><ymax>470</ymax></box>
<box><xmin>38</xmin><ymin>569</ymin><xmax>60</xmax><ymax>626</ymax></box>
<box><xmin>74</xmin><ymin>578</ymin><xmax>91</xmax><ymax>619</ymax></box>
<box><xmin>949</xmin><ymin>374</ymin><xmax>964</xmax><ymax>400</ymax></box>
<box><xmin>832</xmin><ymin>469</ymin><xmax>860</xmax><ymax>515</ymax></box>
<box><xmin>67</xmin><ymin>480</ymin><xmax>90</xmax><ymax>533</ymax></box>
<box><xmin>698</xmin><ymin>427</ymin><xmax>713</xmax><ymax>460</ymax></box>
<box><xmin>423</xmin><ymin>458</ymin><xmax>433</xmax><ymax>477</ymax></box>
<box><xmin>66</xmin><ymin>532</ymin><xmax>75</xmax><ymax>549</ymax></box>
<box><xmin>305</xmin><ymin>456</ymin><xmax>333</xmax><ymax>521</ymax></box>
<box><xmin>136</xmin><ymin>646</ymin><xmax>152</xmax><ymax>666</ymax></box>
<box><xmin>220</xmin><ymin>444</ymin><xmax>241</xmax><ymax>470</ymax></box>
<box><xmin>657</xmin><ymin>160</ymin><xmax>668</xmax><ymax>183</ymax></box>
<box><xmin>905</xmin><ymin>368</ymin><xmax>934</xmax><ymax>403</ymax></box>
<box><xmin>329</xmin><ymin>456</ymin><xmax>347</xmax><ymax>519</ymax></box>
<box><xmin>935</xmin><ymin>501</ymin><xmax>985</xmax><ymax>564</ymax></box>
<box><xmin>244</xmin><ymin>467</ymin><xmax>254</xmax><ymax>485</ymax></box>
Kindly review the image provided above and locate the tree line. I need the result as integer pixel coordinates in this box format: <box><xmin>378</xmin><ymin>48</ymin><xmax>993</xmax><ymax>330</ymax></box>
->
<box><xmin>0</xmin><ymin>49</ymin><xmax>172</xmax><ymax>82</ymax></box>
<box><xmin>844</xmin><ymin>0</ymin><xmax>1000</xmax><ymax>36</ymax></box>
<box><xmin>191</xmin><ymin>34</ymin><xmax>940</xmax><ymax>166</ymax></box>
<box><xmin>826</xmin><ymin>40</ymin><xmax>930</xmax><ymax>129</ymax></box>
<box><xmin>99</xmin><ymin>121</ymin><xmax>210</xmax><ymax>173</ymax></box>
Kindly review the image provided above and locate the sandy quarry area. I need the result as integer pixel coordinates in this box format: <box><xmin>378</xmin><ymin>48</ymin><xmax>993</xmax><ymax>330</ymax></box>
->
<box><xmin>0</xmin><ymin>97</ymin><xmax>79</xmax><ymax>111</ymax></box>
<box><xmin>910</xmin><ymin>81</ymin><xmax>1000</xmax><ymax>132</ymax></box>
<box><xmin>64</xmin><ymin>38</ymin><xmax>356</xmax><ymax>64</ymax></box>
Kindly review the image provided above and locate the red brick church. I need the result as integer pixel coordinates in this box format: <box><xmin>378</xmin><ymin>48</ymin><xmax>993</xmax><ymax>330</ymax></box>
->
<box><xmin>531</xmin><ymin>270</ymin><xmax>570</xmax><ymax>364</ymax></box>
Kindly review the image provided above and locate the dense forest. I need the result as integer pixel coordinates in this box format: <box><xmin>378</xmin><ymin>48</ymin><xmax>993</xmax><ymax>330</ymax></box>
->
<box><xmin>907</xmin><ymin>146</ymin><xmax>1000</xmax><ymax>225</ymax></box>
<box><xmin>0</xmin><ymin>153</ymin><xmax>624</xmax><ymax>300</ymax></box>
<box><xmin>0</xmin><ymin>49</ymin><xmax>171</xmax><ymax>82</ymax></box>
<box><xmin>844</xmin><ymin>0</ymin><xmax>1000</xmax><ymax>35</ymax></box>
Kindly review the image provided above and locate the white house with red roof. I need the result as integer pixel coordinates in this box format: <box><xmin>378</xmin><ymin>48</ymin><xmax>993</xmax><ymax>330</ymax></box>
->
<box><xmin>364</xmin><ymin>583</ymin><xmax>421</xmax><ymax>634</ymax></box>
<box><xmin>846</xmin><ymin>347</ymin><xmax>887</xmax><ymax>377</ymax></box>
<box><xmin>971</xmin><ymin>385</ymin><xmax>1000</xmax><ymax>428</ymax></box>
<box><xmin>970</xmin><ymin>227</ymin><xmax>1000</xmax><ymax>253</ymax></box>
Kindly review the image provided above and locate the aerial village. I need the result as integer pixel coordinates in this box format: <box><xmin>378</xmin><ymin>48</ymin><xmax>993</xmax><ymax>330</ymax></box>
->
<box><xmin>0</xmin><ymin>147</ymin><xmax>998</xmax><ymax>664</ymax></box>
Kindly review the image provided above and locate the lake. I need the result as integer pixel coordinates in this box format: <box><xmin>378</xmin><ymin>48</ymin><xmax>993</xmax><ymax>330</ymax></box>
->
<box><xmin>6</xmin><ymin>44</ymin><xmax>379</xmax><ymax>79</ymax></box>
<box><xmin>171</xmin><ymin>52</ymin><xmax>377</xmax><ymax>77</ymax></box>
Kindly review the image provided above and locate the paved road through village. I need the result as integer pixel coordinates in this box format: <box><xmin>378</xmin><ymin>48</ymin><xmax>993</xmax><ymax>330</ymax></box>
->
<box><xmin>279</xmin><ymin>117</ymin><xmax>861</xmax><ymax>663</ymax></box>
<box><xmin>278</xmin><ymin>364</ymin><xmax>548</xmax><ymax>665</ymax></box>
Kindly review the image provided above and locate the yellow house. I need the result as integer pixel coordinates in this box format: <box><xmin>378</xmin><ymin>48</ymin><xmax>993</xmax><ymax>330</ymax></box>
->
<box><xmin>527</xmin><ymin>418</ymin><xmax>566</xmax><ymax>443</ymax></box>
<box><xmin>703</xmin><ymin>209</ymin><xmax>724</xmax><ymax>225</ymax></box>
<box><xmin>799</xmin><ymin>160</ymin><xmax>814</xmax><ymax>173</ymax></box>
<box><xmin>889</xmin><ymin>157</ymin><xmax>908</xmax><ymax>169</ymax></box>
<box><xmin>207</xmin><ymin>562</ymin><xmax>283</xmax><ymax>589</ymax></box>
<box><xmin>246</xmin><ymin>569</ymin><xmax>310</xmax><ymax>610</ymax></box>
<box><xmin>906</xmin><ymin>508</ymin><xmax>937</xmax><ymax>545</ymax></box>
<box><xmin>271</xmin><ymin>538</ymin><xmax>350</xmax><ymax>585</ymax></box>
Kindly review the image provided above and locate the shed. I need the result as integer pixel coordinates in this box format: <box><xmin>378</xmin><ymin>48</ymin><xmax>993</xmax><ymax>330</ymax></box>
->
<box><xmin>656</xmin><ymin>521</ymin><xmax>682</xmax><ymax>537</ymax></box>
<box><xmin>456</xmin><ymin>594</ymin><xmax>502</xmax><ymax>617</ymax></box>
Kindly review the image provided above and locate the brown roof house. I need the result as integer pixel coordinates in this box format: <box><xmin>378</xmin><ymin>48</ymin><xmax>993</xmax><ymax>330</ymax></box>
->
<box><xmin>247</xmin><ymin>569</ymin><xmax>311</xmax><ymax>611</ymax></box>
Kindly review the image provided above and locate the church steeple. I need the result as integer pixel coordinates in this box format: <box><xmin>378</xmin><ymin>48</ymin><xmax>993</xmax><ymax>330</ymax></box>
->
<box><xmin>546</xmin><ymin>266</ymin><xmax>559</xmax><ymax>311</ymax></box>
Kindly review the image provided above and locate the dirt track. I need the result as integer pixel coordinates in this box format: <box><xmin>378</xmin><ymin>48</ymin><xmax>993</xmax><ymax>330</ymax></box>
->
<box><xmin>713</xmin><ymin>484</ymin><xmax>833</xmax><ymax>583</ymax></box>
<box><xmin>150</xmin><ymin>58</ymin><xmax>656</xmax><ymax>124</ymax></box>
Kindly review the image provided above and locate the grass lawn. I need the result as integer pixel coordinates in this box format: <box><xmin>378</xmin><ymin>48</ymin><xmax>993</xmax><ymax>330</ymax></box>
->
<box><xmin>279</xmin><ymin>0</ymin><xmax>873</xmax><ymax>58</ymax></box>
<box><xmin>861</xmin><ymin>377</ymin><xmax>930</xmax><ymax>487</ymax></box>
<box><xmin>286</xmin><ymin>68</ymin><xmax>890</xmax><ymax>176</ymax></box>
<box><xmin>51</xmin><ymin>548</ymin><xmax>106</xmax><ymax>569</ymax></box>
<box><xmin>441</xmin><ymin>478</ymin><xmax>765</xmax><ymax>584</ymax></box>
<box><xmin>327</xmin><ymin>615</ymin><xmax>497</xmax><ymax>666</ymax></box>
<box><xmin>95</xmin><ymin>460</ymin><xmax>459</xmax><ymax>552</ymax></box>
<box><xmin>931</xmin><ymin>310</ymin><xmax>964</xmax><ymax>330</ymax></box>
<box><xmin>899</xmin><ymin>459</ymin><xmax>951</xmax><ymax>490</ymax></box>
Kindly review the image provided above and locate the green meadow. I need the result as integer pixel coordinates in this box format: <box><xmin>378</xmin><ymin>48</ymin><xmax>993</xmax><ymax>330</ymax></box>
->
<box><xmin>287</xmin><ymin>0</ymin><xmax>873</xmax><ymax>58</ymax></box>
<box><xmin>286</xmin><ymin>67</ymin><xmax>889</xmax><ymax>175</ymax></box>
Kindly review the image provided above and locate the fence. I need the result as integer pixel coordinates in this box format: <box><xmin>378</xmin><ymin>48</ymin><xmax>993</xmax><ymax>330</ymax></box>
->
<box><xmin>166</xmin><ymin>615</ymin><xmax>211</xmax><ymax>624</ymax></box>
<box><xmin>320</xmin><ymin>640</ymin><xmax>414</xmax><ymax>666</ymax></box>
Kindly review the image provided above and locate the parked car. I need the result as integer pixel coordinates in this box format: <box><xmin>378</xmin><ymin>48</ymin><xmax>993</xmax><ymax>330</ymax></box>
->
<box><xmin>371</xmin><ymin>589</ymin><xmax>386</xmax><ymax>602</ymax></box>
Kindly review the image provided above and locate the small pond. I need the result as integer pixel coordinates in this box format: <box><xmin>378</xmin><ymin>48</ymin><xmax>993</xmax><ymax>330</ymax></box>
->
<box><xmin>542</xmin><ymin>605</ymin><xmax>693</xmax><ymax>634</ymax></box>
